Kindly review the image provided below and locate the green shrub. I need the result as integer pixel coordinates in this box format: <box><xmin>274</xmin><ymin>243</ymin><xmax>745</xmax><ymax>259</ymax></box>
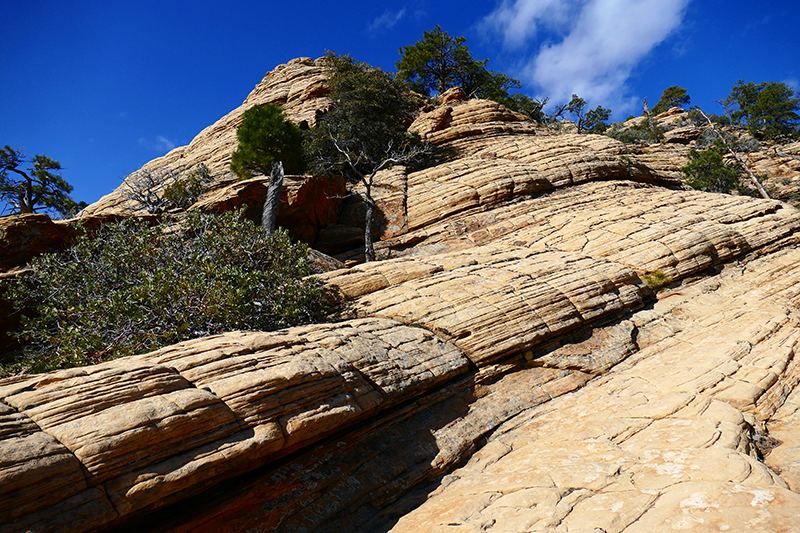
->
<box><xmin>162</xmin><ymin>163</ymin><xmax>215</xmax><ymax>208</ymax></box>
<box><xmin>2</xmin><ymin>209</ymin><xmax>334</xmax><ymax>374</ymax></box>
<box><xmin>643</xmin><ymin>270</ymin><xmax>672</xmax><ymax>291</ymax></box>
<box><xmin>682</xmin><ymin>140</ymin><xmax>756</xmax><ymax>196</ymax></box>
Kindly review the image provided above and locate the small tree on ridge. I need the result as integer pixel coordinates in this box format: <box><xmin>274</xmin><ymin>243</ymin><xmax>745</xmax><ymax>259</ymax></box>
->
<box><xmin>0</xmin><ymin>146</ymin><xmax>81</xmax><ymax>217</ymax></box>
<box><xmin>306</xmin><ymin>52</ymin><xmax>430</xmax><ymax>262</ymax></box>
<box><xmin>231</xmin><ymin>103</ymin><xmax>306</xmax><ymax>234</ymax></box>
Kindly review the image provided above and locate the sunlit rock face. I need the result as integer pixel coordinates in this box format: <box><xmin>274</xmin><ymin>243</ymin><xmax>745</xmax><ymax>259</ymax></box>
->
<box><xmin>4</xmin><ymin>58</ymin><xmax>800</xmax><ymax>533</ymax></box>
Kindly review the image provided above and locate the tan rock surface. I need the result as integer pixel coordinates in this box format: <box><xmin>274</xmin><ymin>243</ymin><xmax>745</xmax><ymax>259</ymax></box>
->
<box><xmin>0</xmin><ymin>318</ymin><xmax>467</xmax><ymax>531</ymax></box>
<box><xmin>7</xmin><ymin>61</ymin><xmax>800</xmax><ymax>533</ymax></box>
<box><xmin>390</xmin><ymin>248</ymin><xmax>800</xmax><ymax>533</ymax></box>
<box><xmin>320</xmin><ymin>246</ymin><xmax>649</xmax><ymax>366</ymax></box>
<box><xmin>82</xmin><ymin>57</ymin><xmax>330</xmax><ymax>216</ymax></box>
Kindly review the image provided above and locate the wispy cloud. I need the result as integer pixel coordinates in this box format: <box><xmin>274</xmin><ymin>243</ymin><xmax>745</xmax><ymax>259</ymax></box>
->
<box><xmin>139</xmin><ymin>135</ymin><xmax>178</xmax><ymax>152</ymax></box>
<box><xmin>368</xmin><ymin>7</ymin><xmax>407</xmax><ymax>34</ymax></box>
<box><xmin>483</xmin><ymin>0</ymin><xmax>691</xmax><ymax>112</ymax></box>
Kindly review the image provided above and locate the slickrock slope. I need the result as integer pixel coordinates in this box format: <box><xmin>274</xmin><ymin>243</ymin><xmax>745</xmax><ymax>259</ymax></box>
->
<box><xmin>82</xmin><ymin>57</ymin><xmax>329</xmax><ymax>216</ymax></box>
<box><xmin>0</xmin><ymin>319</ymin><xmax>468</xmax><ymax>532</ymax></box>
<box><xmin>391</xmin><ymin>248</ymin><xmax>800</xmax><ymax>533</ymax></box>
<box><xmin>5</xmin><ymin>59</ymin><xmax>800</xmax><ymax>533</ymax></box>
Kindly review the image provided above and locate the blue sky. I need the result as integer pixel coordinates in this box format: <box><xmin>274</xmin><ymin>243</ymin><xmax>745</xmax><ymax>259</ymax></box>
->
<box><xmin>2</xmin><ymin>0</ymin><xmax>798</xmax><ymax>207</ymax></box>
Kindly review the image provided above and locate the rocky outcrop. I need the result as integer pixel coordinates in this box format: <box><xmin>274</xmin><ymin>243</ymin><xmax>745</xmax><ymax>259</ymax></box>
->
<box><xmin>0</xmin><ymin>319</ymin><xmax>467</xmax><ymax>532</ymax></box>
<box><xmin>191</xmin><ymin>174</ymin><xmax>345</xmax><ymax>246</ymax></box>
<box><xmin>82</xmin><ymin>57</ymin><xmax>330</xmax><ymax>216</ymax></box>
<box><xmin>6</xmin><ymin>59</ymin><xmax>800</xmax><ymax>533</ymax></box>
<box><xmin>391</xmin><ymin>247</ymin><xmax>800</xmax><ymax>533</ymax></box>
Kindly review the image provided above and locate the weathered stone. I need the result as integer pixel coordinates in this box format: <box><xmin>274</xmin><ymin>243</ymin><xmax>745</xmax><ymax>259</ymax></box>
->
<box><xmin>191</xmin><ymin>174</ymin><xmax>345</xmax><ymax>245</ymax></box>
<box><xmin>7</xmin><ymin>58</ymin><xmax>800</xmax><ymax>533</ymax></box>
<box><xmin>389</xmin><ymin>247</ymin><xmax>800</xmax><ymax>533</ymax></box>
<box><xmin>82</xmin><ymin>57</ymin><xmax>331</xmax><ymax>216</ymax></box>
<box><xmin>0</xmin><ymin>214</ymin><xmax>71</xmax><ymax>271</ymax></box>
<box><xmin>0</xmin><ymin>319</ymin><xmax>468</xmax><ymax>529</ymax></box>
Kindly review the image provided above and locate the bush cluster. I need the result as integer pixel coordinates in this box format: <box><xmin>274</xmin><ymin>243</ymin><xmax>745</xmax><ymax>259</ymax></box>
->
<box><xmin>162</xmin><ymin>163</ymin><xmax>215</xmax><ymax>208</ymax></box>
<box><xmin>681</xmin><ymin>140</ymin><xmax>757</xmax><ymax>196</ymax></box>
<box><xmin>3</xmin><ymin>209</ymin><xmax>334</xmax><ymax>374</ymax></box>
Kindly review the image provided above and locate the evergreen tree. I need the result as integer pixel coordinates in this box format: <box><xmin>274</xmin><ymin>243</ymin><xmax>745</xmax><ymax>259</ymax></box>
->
<box><xmin>0</xmin><ymin>146</ymin><xmax>81</xmax><ymax>217</ymax></box>
<box><xmin>307</xmin><ymin>52</ymin><xmax>429</xmax><ymax>262</ymax></box>
<box><xmin>396</xmin><ymin>25</ymin><xmax>519</xmax><ymax>99</ymax></box>
<box><xmin>725</xmin><ymin>80</ymin><xmax>800</xmax><ymax>139</ymax></box>
<box><xmin>566</xmin><ymin>95</ymin><xmax>588</xmax><ymax>132</ymax></box>
<box><xmin>230</xmin><ymin>104</ymin><xmax>305</xmax><ymax>178</ymax></box>
<box><xmin>682</xmin><ymin>140</ymin><xmax>746</xmax><ymax>194</ymax></box>
<box><xmin>652</xmin><ymin>86</ymin><xmax>691</xmax><ymax>115</ymax></box>
<box><xmin>230</xmin><ymin>103</ymin><xmax>306</xmax><ymax>234</ymax></box>
<box><xmin>584</xmin><ymin>106</ymin><xmax>612</xmax><ymax>134</ymax></box>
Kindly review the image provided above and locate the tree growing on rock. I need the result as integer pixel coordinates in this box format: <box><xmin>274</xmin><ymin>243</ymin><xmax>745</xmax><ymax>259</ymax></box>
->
<box><xmin>121</xmin><ymin>166</ymin><xmax>183</xmax><ymax>214</ymax></box>
<box><xmin>681</xmin><ymin>139</ymin><xmax>754</xmax><ymax>195</ymax></box>
<box><xmin>724</xmin><ymin>80</ymin><xmax>800</xmax><ymax>140</ymax></box>
<box><xmin>231</xmin><ymin>103</ymin><xmax>306</xmax><ymax>234</ymax></box>
<box><xmin>306</xmin><ymin>52</ymin><xmax>430</xmax><ymax>262</ymax></box>
<box><xmin>651</xmin><ymin>85</ymin><xmax>691</xmax><ymax>115</ymax></box>
<box><xmin>566</xmin><ymin>94</ymin><xmax>588</xmax><ymax>131</ymax></box>
<box><xmin>584</xmin><ymin>105</ymin><xmax>612</xmax><ymax>134</ymax></box>
<box><xmin>396</xmin><ymin>25</ymin><xmax>520</xmax><ymax>100</ymax></box>
<box><xmin>0</xmin><ymin>146</ymin><xmax>82</xmax><ymax>217</ymax></box>
<box><xmin>565</xmin><ymin>95</ymin><xmax>610</xmax><ymax>133</ymax></box>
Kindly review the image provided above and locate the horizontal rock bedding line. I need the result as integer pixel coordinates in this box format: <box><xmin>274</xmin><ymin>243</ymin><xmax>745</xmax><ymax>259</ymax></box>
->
<box><xmin>0</xmin><ymin>318</ymin><xmax>469</xmax><ymax>533</ymax></box>
<box><xmin>390</xmin><ymin>247</ymin><xmax>800</xmax><ymax>533</ymax></box>
<box><xmin>379</xmin><ymin>181</ymin><xmax>800</xmax><ymax>280</ymax></box>
<box><xmin>321</xmin><ymin>246</ymin><xmax>650</xmax><ymax>366</ymax></box>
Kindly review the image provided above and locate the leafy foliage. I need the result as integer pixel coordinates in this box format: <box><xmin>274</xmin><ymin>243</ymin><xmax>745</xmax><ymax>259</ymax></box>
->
<box><xmin>651</xmin><ymin>86</ymin><xmax>691</xmax><ymax>115</ymax></box>
<box><xmin>230</xmin><ymin>103</ymin><xmax>306</xmax><ymax>178</ymax></box>
<box><xmin>584</xmin><ymin>105</ymin><xmax>612</xmax><ymax>134</ymax></box>
<box><xmin>306</xmin><ymin>52</ymin><xmax>429</xmax><ymax>262</ymax></box>
<box><xmin>162</xmin><ymin>163</ymin><xmax>216</xmax><ymax>209</ymax></box>
<box><xmin>564</xmin><ymin>95</ymin><xmax>611</xmax><ymax>134</ymax></box>
<box><xmin>307</xmin><ymin>52</ymin><xmax>423</xmax><ymax>181</ymax></box>
<box><xmin>396</xmin><ymin>25</ymin><xmax>520</xmax><ymax>100</ymax></box>
<box><xmin>681</xmin><ymin>140</ymin><xmax>754</xmax><ymax>195</ymax></box>
<box><xmin>501</xmin><ymin>94</ymin><xmax>550</xmax><ymax>123</ymax></box>
<box><xmin>724</xmin><ymin>80</ymin><xmax>800</xmax><ymax>139</ymax></box>
<box><xmin>0</xmin><ymin>146</ymin><xmax>81</xmax><ymax>217</ymax></box>
<box><xmin>566</xmin><ymin>95</ymin><xmax>588</xmax><ymax>131</ymax></box>
<box><xmin>3</xmin><ymin>210</ymin><xmax>333</xmax><ymax>374</ymax></box>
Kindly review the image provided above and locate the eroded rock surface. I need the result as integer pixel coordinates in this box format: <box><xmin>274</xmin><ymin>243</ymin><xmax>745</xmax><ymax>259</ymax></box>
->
<box><xmin>5</xmin><ymin>59</ymin><xmax>800</xmax><ymax>533</ymax></box>
<box><xmin>391</xmin><ymin>248</ymin><xmax>800</xmax><ymax>533</ymax></box>
<box><xmin>82</xmin><ymin>57</ymin><xmax>330</xmax><ymax>216</ymax></box>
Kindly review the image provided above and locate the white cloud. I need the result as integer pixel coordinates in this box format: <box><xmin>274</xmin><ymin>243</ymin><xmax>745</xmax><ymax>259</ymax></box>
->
<box><xmin>155</xmin><ymin>135</ymin><xmax>177</xmax><ymax>151</ymax></box>
<box><xmin>138</xmin><ymin>135</ymin><xmax>178</xmax><ymax>152</ymax></box>
<box><xmin>484</xmin><ymin>0</ymin><xmax>691</xmax><ymax>112</ymax></box>
<box><xmin>368</xmin><ymin>8</ymin><xmax>407</xmax><ymax>33</ymax></box>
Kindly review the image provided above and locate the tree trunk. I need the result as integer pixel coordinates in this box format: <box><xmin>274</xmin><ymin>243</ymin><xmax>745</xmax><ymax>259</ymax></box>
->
<box><xmin>261</xmin><ymin>161</ymin><xmax>284</xmax><ymax>235</ymax></box>
<box><xmin>363</xmin><ymin>181</ymin><xmax>376</xmax><ymax>262</ymax></box>
<box><xmin>697</xmin><ymin>109</ymin><xmax>771</xmax><ymax>200</ymax></box>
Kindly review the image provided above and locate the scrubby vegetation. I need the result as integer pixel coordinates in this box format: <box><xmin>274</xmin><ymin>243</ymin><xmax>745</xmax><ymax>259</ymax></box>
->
<box><xmin>2</xmin><ymin>209</ymin><xmax>333</xmax><ymax>375</ymax></box>
<box><xmin>681</xmin><ymin>140</ymin><xmax>757</xmax><ymax>196</ymax></box>
<box><xmin>643</xmin><ymin>270</ymin><xmax>673</xmax><ymax>291</ymax></box>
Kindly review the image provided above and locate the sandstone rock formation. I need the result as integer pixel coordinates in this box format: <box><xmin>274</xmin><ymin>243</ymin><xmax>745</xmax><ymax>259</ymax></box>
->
<box><xmin>4</xmin><ymin>58</ymin><xmax>800</xmax><ymax>533</ymax></box>
<box><xmin>82</xmin><ymin>57</ymin><xmax>330</xmax><ymax>216</ymax></box>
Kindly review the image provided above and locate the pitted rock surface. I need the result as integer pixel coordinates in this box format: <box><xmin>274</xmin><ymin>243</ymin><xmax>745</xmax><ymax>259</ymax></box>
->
<box><xmin>389</xmin><ymin>248</ymin><xmax>800</xmax><ymax>533</ymax></box>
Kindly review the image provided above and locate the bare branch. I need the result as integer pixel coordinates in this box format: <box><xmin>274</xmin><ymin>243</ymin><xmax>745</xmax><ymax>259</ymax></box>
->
<box><xmin>696</xmin><ymin>108</ymin><xmax>771</xmax><ymax>199</ymax></box>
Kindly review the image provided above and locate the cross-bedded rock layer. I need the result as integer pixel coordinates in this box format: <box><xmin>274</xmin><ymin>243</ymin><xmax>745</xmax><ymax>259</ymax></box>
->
<box><xmin>4</xmin><ymin>58</ymin><xmax>800</xmax><ymax>533</ymax></box>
